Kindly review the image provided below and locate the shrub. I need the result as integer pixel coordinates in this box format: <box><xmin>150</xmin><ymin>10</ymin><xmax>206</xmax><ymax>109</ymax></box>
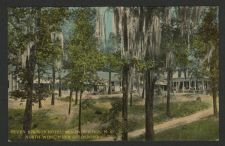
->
<box><xmin>99</xmin><ymin>100</ymin><xmax>122</xmax><ymax>140</ymax></box>
<box><xmin>9</xmin><ymin>90</ymin><xmax>26</xmax><ymax>100</ymax></box>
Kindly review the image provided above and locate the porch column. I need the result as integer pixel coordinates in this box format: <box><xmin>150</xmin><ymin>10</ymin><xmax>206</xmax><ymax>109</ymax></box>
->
<box><xmin>15</xmin><ymin>75</ymin><xmax>18</xmax><ymax>90</ymax></box>
<box><xmin>176</xmin><ymin>82</ymin><xmax>178</xmax><ymax>92</ymax></box>
<box><xmin>182</xmin><ymin>80</ymin><xmax>185</xmax><ymax>92</ymax></box>
<box><xmin>202</xmin><ymin>80</ymin><xmax>205</xmax><ymax>91</ymax></box>
<box><xmin>203</xmin><ymin>80</ymin><xmax>206</xmax><ymax>94</ymax></box>
<box><xmin>178</xmin><ymin>81</ymin><xmax>180</xmax><ymax>92</ymax></box>
<box><xmin>189</xmin><ymin>81</ymin><xmax>191</xmax><ymax>90</ymax></box>
<box><xmin>194</xmin><ymin>80</ymin><xmax>196</xmax><ymax>90</ymax></box>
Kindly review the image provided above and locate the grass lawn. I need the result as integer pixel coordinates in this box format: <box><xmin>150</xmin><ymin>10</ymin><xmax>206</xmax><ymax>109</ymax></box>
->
<box><xmin>127</xmin><ymin>100</ymin><xmax>210</xmax><ymax>131</ymax></box>
<box><xmin>8</xmin><ymin>108</ymin><xmax>69</xmax><ymax>140</ymax></box>
<box><xmin>8</xmin><ymin>96</ymin><xmax>211</xmax><ymax>141</ymax></box>
<box><xmin>130</xmin><ymin>116</ymin><xmax>219</xmax><ymax>141</ymax></box>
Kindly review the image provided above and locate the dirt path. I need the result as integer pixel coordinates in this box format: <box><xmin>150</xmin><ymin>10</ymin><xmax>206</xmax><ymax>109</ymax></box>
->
<box><xmin>95</xmin><ymin>107</ymin><xmax>214</xmax><ymax>141</ymax></box>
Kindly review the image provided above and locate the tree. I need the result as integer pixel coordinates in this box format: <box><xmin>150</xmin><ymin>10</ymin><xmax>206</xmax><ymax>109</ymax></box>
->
<box><xmin>160</xmin><ymin>7</ymin><xmax>207</xmax><ymax>116</ymax></box>
<box><xmin>113</xmin><ymin>7</ymin><xmax>162</xmax><ymax>141</ymax></box>
<box><xmin>68</xmin><ymin>88</ymin><xmax>73</xmax><ymax>115</ymax></box>
<box><xmin>144</xmin><ymin>13</ymin><xmax>162</xmax><ymax>140</ymax></box>
<box><xmin>113</xmin><ymin>7</ymin><xmax>131</xmax><ymax>140</ymax></box>
<box><xmin>192</xmin><ymin>7</ymin><xmax>219</xmax><ymax>116</ymax></box>
<box><xmin>187</xmin><ymin>46</ymin><xmax>205</xmax><ymax>94</ymax></box>
<box><xmin>173</xmin><ymin>7</ymin><xmax>205</xmax><ymax>82</ymax></box>
<box><xmin>112</xmin><ymin>6</ymin><xmax>210</xmax><ymax>141</ymax></box>
<box><xmin>50</xmin><ymin>32</ymin><xmax>64</xmax><ymax>105</ymax></box>
<box><xmin>165</xmin><ymin>51</ymin><xmax>175</xmax><ymax>117</ymax></box>
<box><xmin>47</xmin><ymin>8</ymin><xmax>69</xmax><ymax>105</ymax></box>
<box><xmin>66</xmin><ymin>7</ymin><xmax>104</xmax><ymax>139</ymax></box>
<box><xmin>100</xmin><ymin>100</ymin><xmax>122</xmax><ymax>140</ymax></box>
<box><xmin>8</xmin><ymin>7</ymin><xmax>69</xmax><ymax>139</ymax></box>
<box><xmin>160</xmin><ymin>14</ymin><xmax>180</xmax><ymax>117</ymax></box>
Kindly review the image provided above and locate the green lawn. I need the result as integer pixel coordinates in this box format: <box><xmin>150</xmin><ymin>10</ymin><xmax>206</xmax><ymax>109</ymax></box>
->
<box><xmin>8</xmin><ymin>96</ymin><xmax>211</xmax><ymax>141</ymax></box>
<box><xmin>127</xmin><ymin>100</ymin><xmax>210</xmax><ymax>131</ymax></box>
<box><xmin>130</xmin><ymin>116</ymin><xmax>219</xmax><ymax>141</ymax></box>
<box><xmin>69</xmin><ymin>99</ymin><xmax>110</xmax><ymax>128</ymax></box>
<box><xmin>8</xmin><ymin>109</ymin><xmax>69</xmax><ymax>140</ymax></box>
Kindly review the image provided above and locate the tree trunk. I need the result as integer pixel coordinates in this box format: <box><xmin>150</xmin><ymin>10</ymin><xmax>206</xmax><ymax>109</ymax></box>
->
<box><xmin>130</xmin><ymin>73</ymin><xmax>133</xmax><ymax>107</ymax></box>
<box><xmin>108</xmin><ymin>69</ymin><xmax>112</xmax><ymax>94</ymax></box>
<box><xmin>51</xmin><ymin>65</ymin><xmax>55</xmax><ymax>105</ymax></box>
<box><xmin>68</xmin><ymin>89</ymin><xmax>73</xmax><ymax>115</ymax></box>
<box><xmin>156</xmin><ymin>72</ymin><xmax>160</xmax><ymax>96</ymax></box>
<box><xmin>22</xmin><ymin>50</ymin><xmax>35</xmax><ymax>139</ymax></box>
<box><xmin>196</xmin><ymin>79</ymin><xmax>198</xmax><ymax>91</ymax></box>
<box><xmin>22</xmin><ymin>71</ymin><xmax>33</xmax><ymax>139</ymax></box>
<box><xmin>22</xmin><ymin>9</ymin><xmax>40</xmax><ymax>139</ymax></box>
<box><xmin>75</xmin><ymin>88</ymin><xmax>78</xmax><ymax>105</ymax></box>
<box><xmin>11</xmin><ymin>73</ymin><xmax>14</xmax><ymax>91</ymax></box>
<box><xmin>58</xmin><ymin>71</ymin><xmax>62</xmax><ymax>97</ymax></box>
<box><xmin>130</xmin><ymin>93</ymin><xmax>132</xmax><ymax>107</ymax></box>
<box><xmin>37</xmin><ymin>65</ymin><xmax>42</xmax><ymax>108</ymax></box>
<box><xmin>78</xmin><ymin>90</ymin><xmax>83</xmax><ymax>139</ymax></box>
<box><xmin>145</xmin><ymin>69</ymin><xmax>155</xmax><ymax>141</ymax></box>
<box><xmin>137</xmin><ymin>73</ymin><xmax>141</xmax><ymax>96</ymax></box>
<box><xmin>122</xmin><ymin>64</ymin><xmax>129</xmax><ymax>141</ymax></box>
<box><xmin>166</xmin><ymin>70</ymin><xmax>172</xmax><ymax>117</ymax></box>
<box><xmin>142</xmin><ymin>83</ymin><xmax>145</xmax><ymax>99</ymax></box>
<box><xmin>212</xmin><ymin>87</ymin><xmax>218</xmax><ymax>117</ymax></box>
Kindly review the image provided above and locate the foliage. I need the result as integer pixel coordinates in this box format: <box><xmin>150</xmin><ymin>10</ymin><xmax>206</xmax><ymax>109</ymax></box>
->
<box><xmin>69</xmin><ymin>99</ymin><xmax>108</xmax><ymax>127</ymax></box>
<box><xmin>9</xmin><ymin>90</ymin><xmax>26</xmax><ymax>100</ymax></box>
<box><xmin>192</xmin><ymin>7</ymin><xmax>219</xmax><ymax>94</ymax></box>
<box><xmin>65</xmin><ymin>8</ymin><xmax>105</xmax><ymax>91</ymax></box>
<box><xmin>9</xmin><ymin>86</ymin><xmax>50</xmax><ymax>102</ymax></box>
<box><xmin>8</xmin><ymin>7</ymin><xmax>69</xmax><ymax>98</ymax></box>
<box><xmin>99</xmin><ymin>100</ymin><xmax>122</xmax><ymax>140</ymax></box>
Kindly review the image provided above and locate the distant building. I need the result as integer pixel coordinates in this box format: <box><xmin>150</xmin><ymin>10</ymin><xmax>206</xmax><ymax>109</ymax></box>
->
<box><xmin>8</xmin><ymin>68</ymin><xmax>210</xmax><ymax>95</ymax></box>
<box><xmin>8</xmin><ymin>65</ymin><xmax>18</xmax><ymax>92</ymax></box>
<box><xmin>171</xmin><ymin>69</ymin><xmax>210</xmax><ymax>94</ymax></box>
<box><xmin>8</xmin><ymin>73</ymin><xmax>18</xmax><ymax>92</ymax></box>
<box><xmin>95</xmin><ymin>71</ymin><xmax>121</xmax><ymax>93</ymax></box>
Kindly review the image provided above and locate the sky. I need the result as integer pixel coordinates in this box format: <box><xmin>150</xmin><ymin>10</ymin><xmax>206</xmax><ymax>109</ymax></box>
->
<box><xmin>100</xmin><ymin>7</ymin><xmax>113</xmax><ymax>40</ymax></box>
<box><xmin>61</xmin><ymin>7</ymin><xmax>113</xmax><ymax>44</ymax></box>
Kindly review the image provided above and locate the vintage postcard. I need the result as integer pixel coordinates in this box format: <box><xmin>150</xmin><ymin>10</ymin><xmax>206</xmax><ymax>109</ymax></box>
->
<box><xmin>8</xmin><ymin>6</ymin><xmax>219</xmax><ymax>141</ymax></box>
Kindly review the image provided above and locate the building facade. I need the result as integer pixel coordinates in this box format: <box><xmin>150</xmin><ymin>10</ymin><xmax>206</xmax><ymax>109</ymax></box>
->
<box><xmin>171</xmin><ymin>70</ymin><xmax>210</xmax><ymax>94</ymax></box>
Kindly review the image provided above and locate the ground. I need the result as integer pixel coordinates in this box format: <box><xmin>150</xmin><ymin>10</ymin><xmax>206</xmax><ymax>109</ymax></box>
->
<box><xmin>130</xmin><ymin>116</ymin><xmax>219</xmax><ymax>141</ymax></box>
<box><xmin>8</xmin><ymin>92</ymin><xmax>219</xmax><ymax>141</ymax></box>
